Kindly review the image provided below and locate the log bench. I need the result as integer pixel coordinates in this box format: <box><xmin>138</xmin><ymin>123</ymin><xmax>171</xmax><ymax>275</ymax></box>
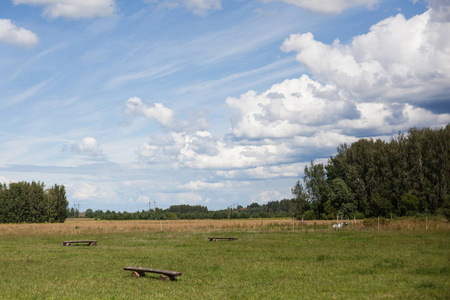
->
<box><xmin>123</xmin><ymin>267</ymin><xmax>182</xmax><ymax>281</ymax></box>
<box><xmin>208</xmin><ymin>237</ymin><xmax>238</xmax><ymax>242</ymax></box>
<box><xmin>62</xmin><ymin>240</ymin><xmax>97</xmax><ymax>246</ymax></box>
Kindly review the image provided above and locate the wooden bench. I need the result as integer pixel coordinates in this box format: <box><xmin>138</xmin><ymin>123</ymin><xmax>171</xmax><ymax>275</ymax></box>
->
<box><xmin>208</xmin><ymin>237</ymin><xmax>238</xmax><ymax>242</ymax></box>
<box><xmin>62</xmin><ymin>240</ymin><xmax>97</xmax><ymax>246</ymax></box>
<box><xmin>123</xmin><ymin>267</ymin><xmax>182</xmax><ymax>281</ymax></box>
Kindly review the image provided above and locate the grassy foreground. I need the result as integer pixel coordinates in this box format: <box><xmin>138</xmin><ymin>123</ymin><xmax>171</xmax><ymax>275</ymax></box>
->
<box><xmin>0</xmin><ymin>221</ymin><xmax>449</xmax><ymax>299</ymax></box>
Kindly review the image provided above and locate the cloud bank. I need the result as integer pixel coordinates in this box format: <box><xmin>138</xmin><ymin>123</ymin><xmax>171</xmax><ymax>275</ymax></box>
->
<box><xmin>281</xmin><ymin>9</ymin><xmax>450</xmax><ymax>107</ymax></box>
<box><xmin>129</xmin><ymin>6</ymin><xmax>450</xmax><ymax>183</ymax></box>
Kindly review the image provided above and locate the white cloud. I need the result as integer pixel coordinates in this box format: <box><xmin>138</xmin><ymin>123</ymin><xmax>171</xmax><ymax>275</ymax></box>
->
<box><xmin>0</xmin><ymin>176</ymin><xmax>15</xmax><ymax>184</ymax></box>
<box><xmin>144</xmin><ymin>0</ymin><xmax>221</xmax><ymax>16</ymax></box>
<box><xmin>134</xmin><ymin>195</ymin><xmax>150</xmax><ymax>204</ymax></box>
<box><xmin>178</xmin><ymin>180</ymin><xmax>231</xmax><ymax>190</ymax></box>
<box><xmin>72</xmin><ymin>137</ymin><xmax>104</xmax><ymax>157</ymax></box>
<box><xmin>72</xmin><ymin>183</ymin><xmax>117</xmax><ymax>202</ymax></box>
<box><xmin>177</xmin><ymin>192</ymin><xmax>203</xmax><ymax>204</ymax></box>
<box><xmin>129</xmin><ymin>3</ymin><xmax>450</xmax><ymax>185</ymax></box>
<box><xmin>427</xmin><ymin>0</ymin><xmax>450</xmax><ymax>22</ymax></box>
<box><xmin>226</xmin><ymin>75</ymin><xmax>359</xmax><ymax>139</ymax></box>
<box><xmin>13</xmin><ymin>0</ymin><xmax>116</xmax><ymax>19</ymax></box>
<box><xmin>217</xmin><ymin>163</ymin><xmax>305</xmax><ymax>180</ymax></box>
<box><xmin>125</xmin><ymin>97</ymin><xmax>175</xmax><ymax>128</ymax></box>
<box><xmin>258</xmin><ymin>190</ymin><xmax>280</xmax><ymax>204</ymax></box>
<box><xmin>281</xmin><ymin>9</ymin><xmax>450</xmax><ymax>105</ymax></box>
<box><xmin>271</xmin><ymin>0</ymin><xmax>378</xmax><ymax>14</ymax></box>
<box><xmin>0</xmin><ymin>19</ymin><xmax>39</xmax><ymax>48</ymax></box>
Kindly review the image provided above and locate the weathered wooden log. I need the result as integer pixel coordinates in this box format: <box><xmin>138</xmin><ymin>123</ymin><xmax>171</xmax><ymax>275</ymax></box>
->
<box><xmin>124</xmin><ymin>267</ymin><xmax>181</xmax><ymax>281</ymax></box>
<box><xmin>208</xmin><ymin>237</ymin><xmax>238</xmax><ymax>241</ymax></box>
<box><xmin>62</xmin><ymin>240</ymin><xmax>96</xmax><ymax>246</ymax></box>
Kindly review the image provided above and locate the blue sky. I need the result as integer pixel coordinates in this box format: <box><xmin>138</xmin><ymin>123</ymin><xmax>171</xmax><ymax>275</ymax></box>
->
<box><xmin>1</xmin><ymin>0</ymin><xmax>449</xmax><ymax>212</ymax></box>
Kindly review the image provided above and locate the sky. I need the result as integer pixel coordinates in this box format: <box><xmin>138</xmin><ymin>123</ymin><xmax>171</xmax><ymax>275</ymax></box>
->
<box><xmin>0</xmin><ymin>0</ymin><xmax>449</xmax><ymax>212</ymax></box>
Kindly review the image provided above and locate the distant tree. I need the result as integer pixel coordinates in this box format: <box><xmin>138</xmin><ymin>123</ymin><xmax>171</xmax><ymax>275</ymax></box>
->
<box><xmin>85</xmin><ymin>209</ymin><xmax>94</xmax><ymax>218</ymax></box>
<box><xmin>303</xmin><ymin>162</ymin><xmax>330</xmax><ymax>218</ymax></box>
<box><xmin>291</xmin><ymin>181</ymin><xmax>309</xmax><ymax>219</ymax></box>
<box><xmin>45</xmin><ymin>184</ymin><xmax>68</xmax><ymax>223</ymax></box>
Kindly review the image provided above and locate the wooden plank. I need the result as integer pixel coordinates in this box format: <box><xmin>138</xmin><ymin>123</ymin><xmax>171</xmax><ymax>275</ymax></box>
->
<box><xmin>62</xmin><ymin>240</ymin><xmax>97</xmax><ymax>246</ymax></box>
<box><xmin>123</xmin><ymin>267</ymin><xmax>182</xmax><ymax>279</ymax></box>
<box><xmin>208</xmin><ymin>237</ymin><xmax>238</xmax><ymax>241</ymax></box>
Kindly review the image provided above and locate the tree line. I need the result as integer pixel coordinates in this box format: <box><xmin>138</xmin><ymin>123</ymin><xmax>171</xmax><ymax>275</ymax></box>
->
<box><xmin>81</xmin><ymin>201</ymin><xmax>297</xmax><ymax>220</ymax></box>
<box><xmin>292</xmin><ymin>125</ymin><xmax>450</xmax><ymax>220</ymax></box>
<box><xmin>0</xmin><ymin>182</ymin><xmax>68</xmax><ymax>223</ymax></box>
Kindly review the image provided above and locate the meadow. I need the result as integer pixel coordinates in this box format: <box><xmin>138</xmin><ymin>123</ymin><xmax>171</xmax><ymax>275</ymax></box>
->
<box><xmin>0</xmin><ymin>219</ymin><xmax>448</xmax><ymax>299</ymax></box>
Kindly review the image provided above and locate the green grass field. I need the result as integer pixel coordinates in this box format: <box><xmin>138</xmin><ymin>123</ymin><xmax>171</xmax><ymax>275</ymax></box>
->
<box><xmin>0</xmin><ymin>221</ymin><xmax>449</xmax><ymax>299</ymax></box>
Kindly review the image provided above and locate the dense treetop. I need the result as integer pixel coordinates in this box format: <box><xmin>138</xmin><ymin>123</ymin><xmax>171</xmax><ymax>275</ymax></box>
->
<box><xmin>0</xmin><ymin>182</ymin><xmax>68</xmax><ymax>223</ymax></box>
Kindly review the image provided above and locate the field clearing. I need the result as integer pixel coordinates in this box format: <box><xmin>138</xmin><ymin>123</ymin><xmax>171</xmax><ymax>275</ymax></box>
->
<box><xmin>0</xmin><ymin>219</ymin><xmax>449</xmax><ymax>299</ymax></box>
<box><xmin>0</xmin><ymin>217</ymin><xmax>448</xmax><ymax>236</ymax></box>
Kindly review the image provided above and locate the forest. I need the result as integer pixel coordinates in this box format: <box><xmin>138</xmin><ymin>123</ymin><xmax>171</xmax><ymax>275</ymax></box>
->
<box><xmin>0</xmin><ymin>182</ymin><xmax>68</xmax><ymax>223</ymax></box>
<box><xmin>293</xmin><ymin>125</ymin><xmax>449</xmax><ymax>220</ymax></box>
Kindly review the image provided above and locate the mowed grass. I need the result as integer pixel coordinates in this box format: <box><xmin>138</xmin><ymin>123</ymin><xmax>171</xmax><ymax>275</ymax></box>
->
<box><xmin>0</xmin><ymin>221</ymin><xmax>449</xmax><ymax>299</ymax></box>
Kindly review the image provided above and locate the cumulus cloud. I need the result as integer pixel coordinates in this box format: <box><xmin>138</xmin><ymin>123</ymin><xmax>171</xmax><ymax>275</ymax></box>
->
<box><xmin>281</xmin><ymin>9</ymin><xmax>450</xmax><ymax>107</ymax></box>
<box><xmin>13</xmin><ymin>0</ymin><xmax>116</xmax><ymax>19</ymax></box>
<box><xmin>131</xmin><ymin>4</ymin><xmax>450</xmax><ymax>183</ymax></box>
<box><xmin>271</xmin><ymin>0</ymin><xmax>378</xmax><ymax>14</ymax></box>
<box><xmin>144</xmin><ymin>0</ymin><xmax>222</xmax><ymax>16</ymax></box>
<box><xmin>258</xmin><ymin>190</ymin><xmax>280</xmax><ymax>204</ymax></box>
<box><xmin>0</xmin><ymin>19</ymin><xmax>39</xmax><ymax>48</ymax></box>
<box><xmin>125</xmin><ymin>97</ymin><xmax>174</xmax><ymax>128</ymax></box>
<box><xmin>72</xmin><ymin>183</ymin><xmax>118</xmax><ymax>202</ymax></box>
<box><xmin>72</xmin><ymin>137</ymin><xmax>104</xmax><ymax>157</ymax></box>
<box><xmin>226</xmin><ymin>75</ymin><xmax>359</xmax><ymax>139</ymax></box>
<box><xmin>427</xmin><ymin>0</ymin><xmax>450</xmax><ymax>22</ymax></box>
<box><xmin>137</xmin><ymin>124</ymin><xmax>356</xmax><ymax>171</ymax></box>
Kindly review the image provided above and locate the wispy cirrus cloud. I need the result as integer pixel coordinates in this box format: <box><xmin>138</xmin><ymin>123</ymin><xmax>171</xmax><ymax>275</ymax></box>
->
<box><xmin>270</xmin><ymin>0</ymin><xmax>378</xmax><ymax>14</ymax></box>
<box><xmin>144</xmin><ymin>0</ymin><xmax>221</xmax><ymax>16</ymax></box>
<box><xmin>13</xmin><ymin>0</ymin><xmax>117</xmax><ymax>19</ymax></box>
